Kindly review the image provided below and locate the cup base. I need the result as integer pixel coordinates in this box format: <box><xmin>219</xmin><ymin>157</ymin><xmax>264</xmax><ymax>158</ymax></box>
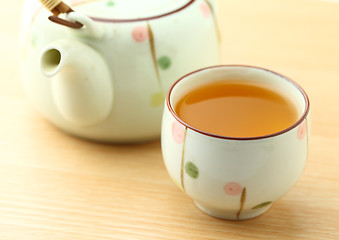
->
<box><xmin>194</xmin><ymin>201</ymin><xmax>272</xmax><ymax>220</ymax></box>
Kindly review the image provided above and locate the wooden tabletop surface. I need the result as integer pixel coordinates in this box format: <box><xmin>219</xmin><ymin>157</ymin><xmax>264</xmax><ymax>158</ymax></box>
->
<box><xmin>1</xmin><ymin>0</ymin><xmax>338</xmax><ymax>239</ymax></box>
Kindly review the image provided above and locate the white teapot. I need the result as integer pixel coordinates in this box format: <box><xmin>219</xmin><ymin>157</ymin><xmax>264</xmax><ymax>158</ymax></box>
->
<box><xmin>20</xmin><ymin>0</ymin><xmax>220</xmax><ymax>142</ymax></box>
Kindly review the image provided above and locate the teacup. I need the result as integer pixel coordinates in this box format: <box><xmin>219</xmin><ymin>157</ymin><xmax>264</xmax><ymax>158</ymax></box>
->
<box><xmin>161</xmin><ymin>65</ymin><xmax>310</xmax><ymax>220</ymax></box>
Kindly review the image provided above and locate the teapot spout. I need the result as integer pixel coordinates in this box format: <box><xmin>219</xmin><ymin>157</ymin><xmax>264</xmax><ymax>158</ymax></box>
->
<box><xmin>40</xmin><ymin>39</ymin><xmax>113</xmax><ymax>127</ymax></box>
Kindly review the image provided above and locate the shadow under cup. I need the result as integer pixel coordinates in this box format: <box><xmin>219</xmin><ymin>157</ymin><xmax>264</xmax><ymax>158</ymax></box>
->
<box><xmin>161</xmin><ymin>65</ymin><xmax>310</xmax><ymax>220</ymax></box>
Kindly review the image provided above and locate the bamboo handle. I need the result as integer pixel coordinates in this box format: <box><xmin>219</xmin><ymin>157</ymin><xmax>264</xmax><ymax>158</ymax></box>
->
<box><xmin>39</xmin><ymin>0</ymin><xmax>73</xmax><ymax>16</ymax></box>
<box><xmin>38</xmin><ymin>0</ymin><xmax>83</xmax><ymax>29</ymax></box>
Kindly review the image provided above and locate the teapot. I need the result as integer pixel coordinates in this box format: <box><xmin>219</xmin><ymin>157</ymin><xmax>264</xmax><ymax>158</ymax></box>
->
<box><xmin>20</xmin><ymin>0</ymin><xmax>220</xmax><ymax>142</ymax></box>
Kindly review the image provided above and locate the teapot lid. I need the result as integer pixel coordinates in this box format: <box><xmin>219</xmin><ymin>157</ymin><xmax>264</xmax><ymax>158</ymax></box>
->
<box><xmin>73</xmin><ymin>0</ymin><xmax>194</xmax><ymax>22</ymax></box>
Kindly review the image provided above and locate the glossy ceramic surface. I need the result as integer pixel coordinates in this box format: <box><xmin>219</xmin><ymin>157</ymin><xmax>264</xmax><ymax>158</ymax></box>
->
<box><xmin>20</xmin><ymin>0</ymin><xmax>220</xmax><ymax>142</ymax></box>
<box><xmin>161</xmin><ymin>65</ymin><xmax>310</xmax><ymax>220</ymax></box>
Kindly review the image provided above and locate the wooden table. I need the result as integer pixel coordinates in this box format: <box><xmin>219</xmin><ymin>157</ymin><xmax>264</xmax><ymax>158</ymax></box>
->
<box><xmin>1</xmin><ymin>0</ymin><xmax>338</xmax><ymax>239</ymax></box>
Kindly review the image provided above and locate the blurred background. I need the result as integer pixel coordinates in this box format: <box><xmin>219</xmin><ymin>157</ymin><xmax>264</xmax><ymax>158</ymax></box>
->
<box><xmin>0</xmin><ymin>0</ymin><xmax>338</xmax><ymax>239</ymax></box>
<box><xmin>3</xmin><ymin>0</ymin><xmax>339</xmax><ymax>128</ymax></box>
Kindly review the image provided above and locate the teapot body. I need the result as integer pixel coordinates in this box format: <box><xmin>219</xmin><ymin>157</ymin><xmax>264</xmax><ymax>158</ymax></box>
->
<box><xmin>20</xmin><ymin>0</ymin><xmax>220</xmax><ymax>142</ymax></box>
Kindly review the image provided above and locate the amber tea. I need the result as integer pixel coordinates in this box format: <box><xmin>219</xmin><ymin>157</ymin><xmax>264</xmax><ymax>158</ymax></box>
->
<box><xmin>175</xmin><ymin>81</ymin><xmax>299</xmax><ymax>138</ymax></box>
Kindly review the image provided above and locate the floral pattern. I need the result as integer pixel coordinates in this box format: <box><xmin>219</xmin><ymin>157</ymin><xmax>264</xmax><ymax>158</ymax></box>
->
<box><xmin>200</xmin><ymin>2</ymin><xmax>211</xmax><ymax>18</ymax></box>
<box><xmin>185</xmin><ymin>162</ymin><xmax>199</xmax><ymax>179</ymax></box>
<box><xmin>172</xmin><ymin>121</ymin><xmax>186</xmax><ymax>144</ymax></box>
<box><xmin>252</xmin><ymin>201</ymin><xmax>272</xmax><ymax>209</ymax></box>
<box><xmin>297</xmin><ymin>120</ymin><xmax>307</xmax><ymax>140</ymax></box>
<box><xmin>132</xmin><ymin>26</ymin><xmax>149</xmax><ymax>42</ymax></box>
<box><xmin>224</xmin><ymin>182</ymin><xmax>243</xmax><ymax>196</ymax></box>
<box><xmin>150</xmin><ymin>92</ymin><xmax>165</xmax><ymax>107</ymax></box>
<box><xmin>158</xmin><ymin>56</ymin><xmax>172</xmax><ymax>70</ymax></box>
<box><xmin>106</xmin><ymin>0</ymin><xmax>115</xmax><ymax>7</ymax></box>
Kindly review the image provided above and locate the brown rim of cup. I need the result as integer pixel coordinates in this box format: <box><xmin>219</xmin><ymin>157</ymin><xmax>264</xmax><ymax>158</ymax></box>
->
<box><xmin>166</xmin><ymin>65</ymin><xmax>310</xmax><ymax>141</ymax></box>
<box><xmin>87</xmin><ymin>0</ymin><xmax>195</xmax><ymax>23</ymax></box>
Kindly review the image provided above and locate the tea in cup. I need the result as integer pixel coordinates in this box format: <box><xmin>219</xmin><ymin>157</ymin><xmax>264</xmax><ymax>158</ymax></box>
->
<box><xmin>161</xmin><ymin>65</ymin><xmax>310</xmax><ymax>220</ymax></box>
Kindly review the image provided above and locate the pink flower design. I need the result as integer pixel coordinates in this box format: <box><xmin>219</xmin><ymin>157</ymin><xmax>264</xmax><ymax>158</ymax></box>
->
<box><xmin>297</xmin><ymin>121</ymin><xmax>307</xmax><ymax>140</ymax></box>
<box><xmin>200</xmin><ymin>2</ymin><xmax>211</xmax><ymax>18</ymax></box>
<box><xmin>132</xmin><ymin>26</ymin><xmax>149</xmax><ymax>42</ymax></box>
<box><xmin>224</xmin><ymin>182</ymin><xmax>243</xmax><ymax>196</ymax></box>
<box><xmin>172</xmin><ymin>121</ymin><xmax>186</xmax><ymax>144</ymax></box>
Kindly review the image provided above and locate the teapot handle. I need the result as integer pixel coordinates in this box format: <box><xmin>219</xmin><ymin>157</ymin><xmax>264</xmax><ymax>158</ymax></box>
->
<box><xmin>41</xmin><ymin>0</ymin><xmax>83</xmax><ymax>29</ymax></box>
<box><xmin>48</xmin><ymin>11</ymin><xmax>103</xmax><ymax>39</ymax></box>
<box><xmin>49</xmin><ymin>15</ymin><xmax>83</xmax><ymax>29</ymax></box>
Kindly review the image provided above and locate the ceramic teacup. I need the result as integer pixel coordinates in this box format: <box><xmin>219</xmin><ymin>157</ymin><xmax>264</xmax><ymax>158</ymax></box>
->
<box><xmin>161</xmin><ymin>65</ymin><xmax>310</xmax><ymax>220</ymax></box>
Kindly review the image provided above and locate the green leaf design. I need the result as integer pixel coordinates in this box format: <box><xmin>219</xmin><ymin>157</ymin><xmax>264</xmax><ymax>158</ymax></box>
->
<box><xmin>237</xmin><ymin>187</ymin><xmax>246</xmax><ymax>219</ymax></box>
<box><xmin>158</xmin><ymin>56</ymin><xmax>172</xmax><ymax>70</ymax></box>
<box><xmin>251</xmin><ymin>201</ymin><xmax>272</xmax><ymax>210</ymax></box>
<box><xmin>106</xmin><ymin>0</ymin><xmax>115</xmax><ymax>6</ymax></box>
<box><xmin>31</xmin><ymin>32</ymin><xmax>37</xmax><ymax>47</ymax></box>
<box><xmin>150</xmin><ymin>92</ymin><xmax>165</xmax><ymax>107</ymax></box>
<box><xmin>185</xmin><ymin>162</ymin><xmax>199</xmax><ymax>179</ymax></box>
